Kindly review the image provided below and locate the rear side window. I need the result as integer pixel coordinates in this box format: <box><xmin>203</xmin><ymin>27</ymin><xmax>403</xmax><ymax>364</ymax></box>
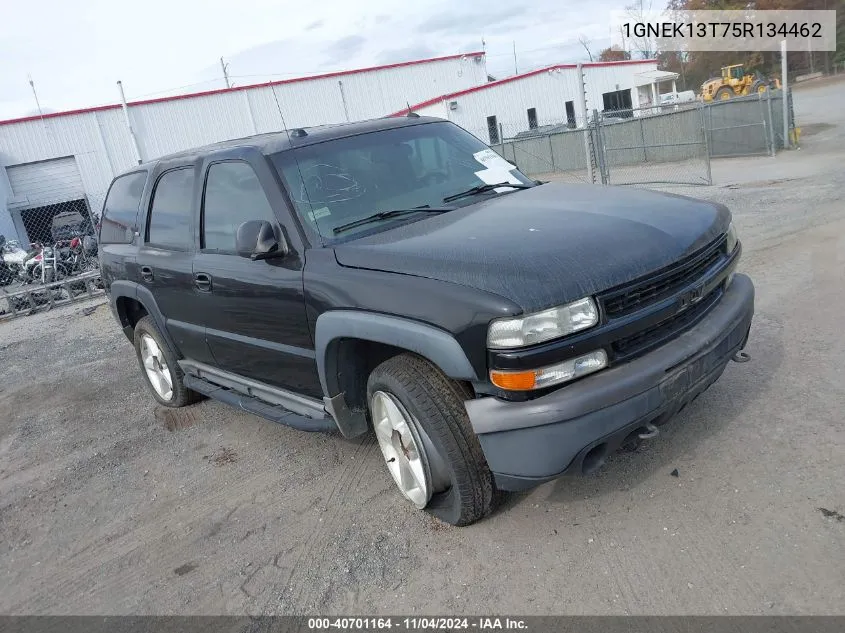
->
<box><xmin>100</xmin><ymin>172</ymin><xmax>147</xmax><ymax>244</ymax></box>
<box><xmin>147</xmin><ymin>167</ymin><xmax>195</xmax><ymax>250</ymax></box>
<box><xmin>202</xmin><ymin>162</ymin><xmax>276</xmax><ymax>253</ymax></box>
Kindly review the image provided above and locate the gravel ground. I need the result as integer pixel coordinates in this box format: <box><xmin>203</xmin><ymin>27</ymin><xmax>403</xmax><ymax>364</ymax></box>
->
<box><xmin>1</xmin><ymin>78</ymin><xmax>843</xmax><ymax>615</ymax></box>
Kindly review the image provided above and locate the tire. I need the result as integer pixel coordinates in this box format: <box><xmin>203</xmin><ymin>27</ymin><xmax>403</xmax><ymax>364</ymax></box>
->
<box><xmin>751</xmin><ymin>80</ymin><xmax>767</xmax><ymax>94</ymax></box>
<box><xmin>31</xmin><ymin>264</ymin><xmax>45</xmax><ymax>283</ymax></box>
<box><xmin>715</xmin><ymin>86</ymin><xmax>734</xmax><ymax>101</ymax></box>
<box><xmin>367</xmin><ymin>353</ymin><xmax>497</xmax><ymax>526</ymax></box>
<box><xmin>133</xmin><ymin>315</ymin><xmax>199</xmax><ymax>408</ymax></box>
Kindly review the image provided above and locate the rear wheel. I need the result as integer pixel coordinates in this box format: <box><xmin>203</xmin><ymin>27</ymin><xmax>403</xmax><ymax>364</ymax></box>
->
<box><xmin>367</xmin><ymin>353</ymin><xmax>497</xmax><ymax>526</ymax></box>
<box><xmin>133</xmin><ymin>315</ymin><xmax>199</xmax><ymax>407</ymax></box>
<box><xmin>715</xmin><ymin>86</ymin><xmax>734</xmax><ymax>101</ymax></box>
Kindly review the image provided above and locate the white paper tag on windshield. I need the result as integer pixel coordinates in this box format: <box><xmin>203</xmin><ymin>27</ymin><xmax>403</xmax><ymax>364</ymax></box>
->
<box><xmin>308</xmin><ymin>206</ymin><xmax>331</xmax><ymax>221</ymax></box>
<box><xmin>472</xmin><ymin>149</ymin><xmax>522</xmax><ymax>190</ymax></box>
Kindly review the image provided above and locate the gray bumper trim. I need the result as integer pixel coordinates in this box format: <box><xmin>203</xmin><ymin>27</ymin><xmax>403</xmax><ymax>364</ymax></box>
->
<box><xmin>465</xmin><ymin>273</ymin><xmax>755</xmax><ymax>435</ymax></box>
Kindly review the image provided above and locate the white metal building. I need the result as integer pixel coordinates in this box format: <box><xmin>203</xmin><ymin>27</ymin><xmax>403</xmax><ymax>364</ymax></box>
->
<box><xmin>0</xmin><ymin>52</ymin><xmax>487</xmax><ymax>245</ymax></box>
<box><xmin>391</xmin><ymin>60</ymin><xmax>676</xmax><ymax>143</ymax></box>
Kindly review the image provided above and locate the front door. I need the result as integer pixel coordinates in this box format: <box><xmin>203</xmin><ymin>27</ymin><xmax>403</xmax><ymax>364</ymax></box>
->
<box><xmin>192</xmin><ymin>156</ymin><xmax>322</xmax><ymax>397</ymax></box>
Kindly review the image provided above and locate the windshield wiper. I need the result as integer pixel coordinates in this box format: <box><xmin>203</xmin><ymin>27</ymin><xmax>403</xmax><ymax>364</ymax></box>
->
<box><xmin>333</xmin><ymin>205</ymin><xmax>454</xmax><ymax>235</ymax></box>
<box><xmin>442</xmin><ymin>182</ymin><xmax>533</xmax><ymax>204</ymax></box>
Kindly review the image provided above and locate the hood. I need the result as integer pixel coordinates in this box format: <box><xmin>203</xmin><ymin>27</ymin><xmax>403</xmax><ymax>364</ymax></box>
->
<box><xmin>333</xmin><ymin>183</ymin><xmax>730</xmax><ymax>312</ymax></box>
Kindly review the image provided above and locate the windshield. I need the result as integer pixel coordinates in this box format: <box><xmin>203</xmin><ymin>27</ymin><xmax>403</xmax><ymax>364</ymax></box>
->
<box><xmin>270</xmin><ymin>121</ymin><xmax>534</xmax><ymax>243</ymax></box>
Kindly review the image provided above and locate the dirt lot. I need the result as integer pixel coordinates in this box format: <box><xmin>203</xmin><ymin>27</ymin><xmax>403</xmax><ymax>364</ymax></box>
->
<box><xmin>1</xmin><ymin>78</ymin><xmax>844</xmax><ymax>615</ymax></box>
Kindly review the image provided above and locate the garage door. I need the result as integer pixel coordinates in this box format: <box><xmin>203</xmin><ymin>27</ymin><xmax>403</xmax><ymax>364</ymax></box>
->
<box><xmin>6</xmin><ymin>156</ymin><xmax>85</xmax><ymax>208</ymax></box>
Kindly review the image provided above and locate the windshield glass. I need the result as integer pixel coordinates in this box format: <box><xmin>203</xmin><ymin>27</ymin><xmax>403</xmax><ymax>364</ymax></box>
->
<box><xmin>270</xmin><ymin>121</ymin><xmax>534</xmax><ymax>243</ymax></box>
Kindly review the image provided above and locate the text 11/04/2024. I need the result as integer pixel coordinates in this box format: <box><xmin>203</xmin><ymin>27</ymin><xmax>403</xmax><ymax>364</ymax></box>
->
<box><xmin>307</xmin><ymin>617</ymin><xmax>528</xmax><ymax>630</ymax></box>
<box><xmin>610</xmin><ymin>9</ymin><xmax>837</xmax><ymax>52</ymax></box>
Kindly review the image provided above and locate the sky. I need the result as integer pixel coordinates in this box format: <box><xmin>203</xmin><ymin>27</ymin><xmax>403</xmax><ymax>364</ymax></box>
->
<box><xmin>1</xmin><ymin>0</ymin><xmax>637</xmax><ymax>121</ymax></box>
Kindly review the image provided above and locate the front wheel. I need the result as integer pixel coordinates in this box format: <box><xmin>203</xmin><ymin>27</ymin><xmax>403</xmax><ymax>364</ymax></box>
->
<box><xmin>715</xmin><ymin>86</ymin><xmax>734</xmax><ymax>101</ymax></box>
<box><xmin>367</xmin><ymin>354</ymin><xmax>498</xmax><ymax>526</ymax></box>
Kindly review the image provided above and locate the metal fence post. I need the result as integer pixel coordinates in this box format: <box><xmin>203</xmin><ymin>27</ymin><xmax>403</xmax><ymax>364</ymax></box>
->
<box><xmin>593</xmin><ymin>109</ymin><xmax>609</xmax><ymax>185</ymax></box>
<box><xmin>548</xmin><ymin>134</ymin><xmax>555</xmax><ymax>171</ymax></box>
<box><xmin>766</xmin><ymin>89</ymin><xmax>776</xmax><ymax>154</ymax></box>
<box><xmin>707</xmin><ymin>104</ymin><xmax>713</xmax><ymax>158</ymax></box>
<box><xmin>758</xmin><ymin>91</ymin><xmax>772</xmax><ymax>157</ymax></box>
<box><xmin>639</xmin><ymin>117</ymin><xmax>648</xmax><ymax>163</ymax></box>
<box><xmin>781</xmin><ymin>40</ymin><xmax>790</xmax><ymax>149</ymax></box>
<box><xmin>699</xmin><ymin>103</ymin><xmax>712</xmax><ymax>185</ymax></box>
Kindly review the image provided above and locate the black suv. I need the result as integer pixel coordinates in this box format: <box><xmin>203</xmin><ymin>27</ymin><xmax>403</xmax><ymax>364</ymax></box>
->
<box><xmin>99</xmin><ymin>116</ymin><xmax>754</xmax><ymax>526</ymax></box>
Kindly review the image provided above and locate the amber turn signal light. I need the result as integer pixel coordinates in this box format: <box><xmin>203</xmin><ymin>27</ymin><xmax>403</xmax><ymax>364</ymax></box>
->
<box><xmin>489</xmin><ymin>370</ymin><xmax>537</xmax><ymax>391</ymax></box>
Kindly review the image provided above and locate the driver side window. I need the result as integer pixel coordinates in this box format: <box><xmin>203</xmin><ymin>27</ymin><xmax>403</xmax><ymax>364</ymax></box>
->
<box><xmin>202</xmin><ymin>161</ymin><xmax>277</xmax><ymax>253</ymax></box>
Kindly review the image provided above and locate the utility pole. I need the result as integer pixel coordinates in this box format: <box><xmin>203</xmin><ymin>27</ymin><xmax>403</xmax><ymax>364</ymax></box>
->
<box><xmin>512</xmin><ymin>41</ymin><xmax>518</xmax><ymax>75</ymax></box>
<box><xmin>27</xmin><ymin>75</ymin><xmax>45</xmax><ymax>121</ymax></box>
<box><xmin>117</xmin><ymin>81</ymin><xmax>143</xmax><ymax>164</ymax></box>
<box><xmin>576</xmin><ymin>63</ymin><xmax>594</xmax><ymax>184</ymax></box>
<box><xmin>220</xmin><ymin>57</ymin><xmax>231</xmax><ymax>89</ymax></box>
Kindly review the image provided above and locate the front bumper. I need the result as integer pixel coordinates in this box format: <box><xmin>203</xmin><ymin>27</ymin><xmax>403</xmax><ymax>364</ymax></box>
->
<box><xmin>465</xmin><ymin>273</ymin><xmax>755</xmax><ymax>491</ymax></box>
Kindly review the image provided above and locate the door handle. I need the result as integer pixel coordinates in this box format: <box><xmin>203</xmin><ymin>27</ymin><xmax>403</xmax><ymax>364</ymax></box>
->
<box><xmin>194</xmin><ymin>272</ymin><xmax>212</xmax><ymax>292</ymax></box>
<box><xmin>140</xmin><ymin>265</ymin><xmax>154</xmax><ymax>282</ymax></box>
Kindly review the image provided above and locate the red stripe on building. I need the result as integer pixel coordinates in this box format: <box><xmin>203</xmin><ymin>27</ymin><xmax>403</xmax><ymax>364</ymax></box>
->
<box><xmin>390</xmin><ymin>59</ymin><xmax>658</xmax><ymax>116</ymax></box>
<box><xmin>0</xmin><ymin>52</ymin><xmax>486</xmax><ymax>126</ymax></box>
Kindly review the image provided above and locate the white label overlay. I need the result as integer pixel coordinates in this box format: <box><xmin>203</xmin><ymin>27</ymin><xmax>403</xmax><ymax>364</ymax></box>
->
<box><xmin>611</xmin><ymin>10</ymin><xmax>837</xmax><ymax>52</ymax></box>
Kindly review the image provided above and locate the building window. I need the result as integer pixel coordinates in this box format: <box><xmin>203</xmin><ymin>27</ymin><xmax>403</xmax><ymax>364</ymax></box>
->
<box><xmin>565</xmin><ymin>101</ymin><xmax>576</xmax><ymax>127</ymax></box>
<box><xmin>527</xmin><ymin>108</ymin><xmax>538</xmax><ymax>130</ymax></box>
<box><xmin>601</xmin><ymin>89</ymin><xmax>633</xmax><ymax>117</ymax></box>
<box><xmin>487</xmin><ymin>115</ymin><xmax>500</xmax><ymax>145</ymax></box>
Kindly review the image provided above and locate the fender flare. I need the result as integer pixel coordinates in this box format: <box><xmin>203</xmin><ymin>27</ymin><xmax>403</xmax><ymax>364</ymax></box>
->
<box><xmin>314</xmin><ymin>311</ymin><xmax>479</xmax><ymax>437</ymax></box>
<box><xmin>110</xmin><ymin>280</ymin><xmax>178</xmax><ymax>355</ymax></box>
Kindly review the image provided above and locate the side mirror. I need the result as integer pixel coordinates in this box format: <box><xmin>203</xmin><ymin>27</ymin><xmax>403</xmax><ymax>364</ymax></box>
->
<box><xmin>236</xmin><ymin>220</ymin><xmax>288</xmax><ymax>261</ymax></box>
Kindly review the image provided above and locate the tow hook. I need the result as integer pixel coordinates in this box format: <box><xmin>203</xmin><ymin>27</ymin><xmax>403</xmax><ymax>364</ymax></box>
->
<box><xmin>638</xmin><ymin>423</ymin><xmax>659</xmax><ymax>440</ymax></box>
<box><xmin>731</xmin><ymin>350</ymin><xmax>751</xmax><ymax>363</ymax></box>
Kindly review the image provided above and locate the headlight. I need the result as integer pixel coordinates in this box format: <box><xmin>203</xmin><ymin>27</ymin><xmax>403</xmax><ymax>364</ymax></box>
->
<box><xmin>487</xmin><ymin>297</ymin><xmax>599</xmax><ymax>349</ymax></box>
<box><xmin>726</xmin><ymin>222</ymin><xmax>738</xmax><ymax>253</ymax></box>
<box><xmin>490</xmin><ymin>349</ymin><xmax>608</xmax><ymax>391</ymax></box>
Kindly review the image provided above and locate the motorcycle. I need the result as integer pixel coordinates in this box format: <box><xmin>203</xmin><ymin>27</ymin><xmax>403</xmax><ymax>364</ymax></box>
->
<box><xmin>27</xmin><ymin>243</ymin><xmax>69</xmax><ymax>284</ymax></box>
<box><xmin>59</xmin><ymin>235</ymin><xmax>99</xmax><ymax>274</ymax></box>
<box><xmin>0</xmin><ymin>236</ymin><xmax>33</xmax><ymax>286</ymax></box>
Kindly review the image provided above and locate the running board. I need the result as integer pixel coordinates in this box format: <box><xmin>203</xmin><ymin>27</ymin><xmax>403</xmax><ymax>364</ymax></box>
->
<box><xmin>179</xmin><ymin>361</ymin><xmax>336</xmax><ymax>433</ymax></box>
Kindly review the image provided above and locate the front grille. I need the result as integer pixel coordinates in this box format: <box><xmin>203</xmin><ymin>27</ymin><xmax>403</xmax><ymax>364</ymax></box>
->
<box><xmin>601</xmin><ymin>236</ymin><xmax>726</xmax><ymax>318</ymax></box>
<box><xmin>613</xmin><ymin>286</ymin><xmax>723</xmax><ymax>359</ymax></box>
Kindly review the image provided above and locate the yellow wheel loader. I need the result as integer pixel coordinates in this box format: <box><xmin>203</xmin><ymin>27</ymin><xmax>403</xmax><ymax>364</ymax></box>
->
<box><xmin>700</xmin><ymin>65</ymin><xmax>782</xmax><ymax>102</ymax></box>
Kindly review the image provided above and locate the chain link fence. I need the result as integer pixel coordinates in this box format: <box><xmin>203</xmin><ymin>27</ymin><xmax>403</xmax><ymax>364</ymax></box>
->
<box><xmin>470</xmin><ymin>89</ymin><xmax>794</xmax><ymax>187</ymax></box>
<box><xmin>590</xmin><ymin>104</ymin><xmax>711</xmax><ymax>186</ymax></box>
<box><xmin>463</xmin><ymin>114</ymin><xmax>597</xmax><ymax>185</ymax></box>
<box><xmin>704</xmin><ymin>89</ymin><xmax>790</xmax><ymax>158</ymax></box>
<box><xmin>1</xmin><ymin>198</ymin><xmax>102</xmax><ymax>319</ymax></box>
<box><xmin>474</xmin><ymin>105</ymin><xmax>711</xmax><ymax>187</ymax></box>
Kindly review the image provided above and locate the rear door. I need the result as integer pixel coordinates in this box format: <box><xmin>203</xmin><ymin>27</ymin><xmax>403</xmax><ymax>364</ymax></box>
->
<box><xmin>136</xmin><ymin>162</ymin><xmax>214</xmax><ymax>364</ymax></box>
<box><xmin>191</xmin><ymin>151</ymin><xmax>321</xmax><ymax>397</ymax></box>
